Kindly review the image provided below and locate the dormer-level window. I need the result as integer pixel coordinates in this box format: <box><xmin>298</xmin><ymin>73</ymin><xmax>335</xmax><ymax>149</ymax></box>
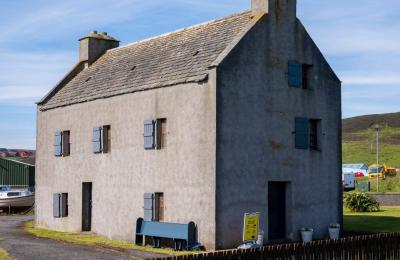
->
<box><xmin>295</xmin><ymin>117</ymin><xmax>321</xmax><ymax>151</ymax></box>
<box><xmin>144</xmin><ymin>119</ymin><xmax>167</xmax><ymax>150</ymax></box>
<box><xmin>54</xmin><ymin>131</ymin><xmax>70</xmax><ymax>157</ymax></box>
<box><xmin>288</xmin><ymin>61</ymin><xmax>313</xmax><ymax>89</ymax></box>
<box><xmin>92</xmin><ymin>125</ymin><xmax>110</xmax><ymax>154</ymax></box>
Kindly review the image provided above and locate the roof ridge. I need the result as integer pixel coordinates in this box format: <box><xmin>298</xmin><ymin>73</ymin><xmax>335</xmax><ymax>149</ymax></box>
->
<box><xmin>111</xmin><ymin>10</ymin><xmax>252</xmax><ymax>52</ymax></box>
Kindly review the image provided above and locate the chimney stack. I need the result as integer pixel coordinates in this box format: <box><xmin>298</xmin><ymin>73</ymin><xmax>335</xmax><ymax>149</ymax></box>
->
<box><xmin>79</xmin><ymin>31</ymin><xmax>119</xmax><ymax>66</ymax></box>
<box><xmin>252</xmin><ymin>0</ymin><xmax>269</xmax><ymax>14</ymax></box>
<box><xmin>251</xmin><ymin>0</ymin><xmax>297</xmax><ymax>21</ymax></box>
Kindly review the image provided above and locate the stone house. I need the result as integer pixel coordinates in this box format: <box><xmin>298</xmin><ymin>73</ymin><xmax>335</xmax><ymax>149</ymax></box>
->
<box><xmin>36</xmin><ymin>0</ymin><xmax>342</xmax><ymax>250</ymax></box>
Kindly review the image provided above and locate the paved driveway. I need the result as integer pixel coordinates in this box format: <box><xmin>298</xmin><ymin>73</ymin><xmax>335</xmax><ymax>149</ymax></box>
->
<box><xmin>0</xmin><ymin>215</ymin><xmax>167</xmax><ymax>260</ymax></box>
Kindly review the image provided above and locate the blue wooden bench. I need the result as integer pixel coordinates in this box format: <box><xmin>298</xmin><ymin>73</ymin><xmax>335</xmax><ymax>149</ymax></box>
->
<box><xmin>135</xmin><ymin>218</ymin><xmax>197</xmax><ymax>250</ymax></box>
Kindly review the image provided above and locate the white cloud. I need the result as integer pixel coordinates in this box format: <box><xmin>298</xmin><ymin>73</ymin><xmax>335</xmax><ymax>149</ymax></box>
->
<box><xmin>0</xmin><ymin>85</ymin><xmax>49</xmax><ymax>101</ymax></box>
<box><xmin>299</xmin><ymin>0</ymin><xmax>400</xmax><ymax>56</ymax></box>
<box><xmin>342</xmin><ymin>75</ymin><xmax>400</xmax><ymax>85</ymax></box>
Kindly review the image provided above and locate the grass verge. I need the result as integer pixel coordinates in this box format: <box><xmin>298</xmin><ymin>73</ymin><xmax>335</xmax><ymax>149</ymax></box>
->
<box><xmin>24</xmin><ymin>221</ymin><xmax>197</xmax><ymax>256</ymax></box>
<box><xmin>0</xmin><ymin>247</ymin><xmax>12</xmax><ymax>260</ymax></box>
<box><xmin>344</xmin><ymin>206</ymin><xmax>400</xmax><ymax>233</ymax></box>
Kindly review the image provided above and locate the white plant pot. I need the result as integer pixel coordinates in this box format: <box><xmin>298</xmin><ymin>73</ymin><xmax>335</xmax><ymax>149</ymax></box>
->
<box><xmin>256</xmin><ymin>234</ymin><xmax>264</xmax><ymax>246</ymax></box>
<box><xmin>329</xmin><ymin>228</ymin><xmax>340</xmax><ymax>240</ymax></box>
<box><xmin>300</xmin><ymin>230</ymin><xmax>313</xmax><ymax>243</ymax></box>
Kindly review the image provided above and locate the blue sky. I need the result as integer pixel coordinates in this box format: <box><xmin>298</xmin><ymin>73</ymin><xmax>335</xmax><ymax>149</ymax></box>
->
<box><xmin>0</xmin><ymin>0</ymin><xmax>399</xmax><ymax>149</ymax></box>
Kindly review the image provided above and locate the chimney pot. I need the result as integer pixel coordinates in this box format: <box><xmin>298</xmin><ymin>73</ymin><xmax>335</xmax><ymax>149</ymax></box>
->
<box><xmin>91</xmin><ymin>30</ymin><xmax>98</xmax><ymax>34</ymax></box>
<box><xmin>101</xmin><ymin>32</ymin><xmax>108</xmax><ymax>36</ymax></box>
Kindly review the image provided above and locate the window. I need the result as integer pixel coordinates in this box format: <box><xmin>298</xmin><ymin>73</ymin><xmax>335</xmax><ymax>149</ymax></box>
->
<box><xmin>53</xmin><ymin>193</ymin><xmax>68</xmax><ymax>218</ymax></box>
<box><xmin>295</xmin><ymin>117</ymin><xmax>321</xmax><ymax>150</ymax></box>
<box><xmin>54</xmin><ymin>131</ymin><xmax>70</xmax><ymax>157</ymax></box>
<box><xmin>154</xmin><ymin>192</ymin><xmax>164</xmax><ymax>222</ymax></box>
<box><xmin>144</xmin><ymin>119</ymin><xmax>167</xmax><ymax>150</ymax></box>
<box><xmin>144</xmin><ymin>192</ymin><xmax>164</xmax><ymax>222</ymax></box>
<box><xmin>63</xmin><ymin>131</ymin><xmax>70</xmax><ymax>156</ymax></box>
<box><xmin>288</xmin><ymin>61</ymin><xmax>313</xmax><ymax>89</ymax></box>
<box><xmin>302</xmin><ymin>64</ymin><xmax>313</xmax><ymax>89</ymax></box>
<box><xmin>309</xmin><ymin>119</ymin><xmax>319</xmax><ymax>150</ymax></box>
<box><xmin>156</xmin><ymin>119</ymin><xmax>167</xmax><ymax>149</ymax></box>
<box><xmin>92</xmin><ymin>125</ymin><xmax>110</xmax><ymax>154</ymax></box>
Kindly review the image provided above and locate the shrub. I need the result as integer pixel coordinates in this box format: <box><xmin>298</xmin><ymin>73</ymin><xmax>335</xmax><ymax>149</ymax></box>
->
<box><xmin>344</xmin><ymin>192</ymin><xmax>380</xmax><ymax>212</ymax></box>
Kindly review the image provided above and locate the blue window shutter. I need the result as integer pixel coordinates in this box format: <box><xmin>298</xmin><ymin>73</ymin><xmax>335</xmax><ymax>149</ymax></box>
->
<box><xmin>144</xmin><ymin>193</ymin><xmax>154</xmax><ymax>221</ymax></box>
<box><xmin>144</xmin><ymin>120</ymin><xmax>155</xmax><ymax>150</ymax></box>
<box><xmin>295</xmin><ymin>117</ymin><xmax>309</xmax><ymax>149</ymax></box>
<box><xmin>288</xmin><ymin>61</ymin><xmax>302</xmax><ymax>88</ymax></box>
<box><xmin>92</xmin><ymin>127</ymin><xmax>102</xmax><ymax>153</ymax></box>
<box><xmin>53</xmin><ymin>193</ymin><xmax>61</xmax><ymax>218</ymax></box>
<box><xmin>54</xmin><ymin>131</ymin><xmax>63</xmax><ymax>157</ymax></box>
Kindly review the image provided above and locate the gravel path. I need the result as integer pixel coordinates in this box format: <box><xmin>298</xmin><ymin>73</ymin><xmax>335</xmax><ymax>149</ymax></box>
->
<box><xmin>0</xmin><ymin>215</ymin><xmax>167</xmax><ymax>260</ymax></box>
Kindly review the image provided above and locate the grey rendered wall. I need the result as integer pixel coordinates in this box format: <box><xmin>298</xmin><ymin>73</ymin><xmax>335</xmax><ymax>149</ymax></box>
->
<box><xmin>36</xmin><ymin>79</ymin><xmax>217</xmax><ymax>249</ymax></box>
<box><xmin>215</xmin><ymin>9</ymin><xmax>342</xmax><ymax>248</ymax></box>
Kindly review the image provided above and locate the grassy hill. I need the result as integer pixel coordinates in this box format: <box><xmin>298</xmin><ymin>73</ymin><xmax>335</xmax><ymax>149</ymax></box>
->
<box><xmin>343</xmin><ymin>112</ymin><xmax>400</xmax><ymax>168</ymax></box>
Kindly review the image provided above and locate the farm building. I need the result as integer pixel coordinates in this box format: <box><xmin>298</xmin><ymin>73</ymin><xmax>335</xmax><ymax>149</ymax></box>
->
<box><xmin>36</xmin><ymin>0</ymin><xmax>342</xmax><ymax>250</ymax></box>
<box><xmin>342</xmin><ymin>164</ymin><xmax>368</xmax><ymax>171</ymax></box>
<box><xmin>0</xmin><ymin>158</ymin><xmax>35</xmax><ymax>188</ymax></box>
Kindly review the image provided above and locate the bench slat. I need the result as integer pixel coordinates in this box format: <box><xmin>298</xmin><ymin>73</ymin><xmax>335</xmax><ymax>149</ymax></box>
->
<box><xmin>139</xmin><ymin>221</ymin><xmax>188</xmax><ymax>240</ymax></box>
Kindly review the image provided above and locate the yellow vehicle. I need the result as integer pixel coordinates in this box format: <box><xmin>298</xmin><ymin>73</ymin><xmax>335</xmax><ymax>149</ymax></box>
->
<box><xmin>368</xmin><ymin>164</ymin><xmax>397</xmax><ymax>179</ymax></box>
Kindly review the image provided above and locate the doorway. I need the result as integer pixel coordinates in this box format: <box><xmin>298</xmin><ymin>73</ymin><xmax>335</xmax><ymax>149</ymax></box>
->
<box><xmin>268</xmin><ymin>182</ymin><xmax>286</xmax><ymax>240</ymax></box>
<box><xmin>82</xmin><ymin>182</ymin><xmax>92</xmax><ymax>231</ymax></box>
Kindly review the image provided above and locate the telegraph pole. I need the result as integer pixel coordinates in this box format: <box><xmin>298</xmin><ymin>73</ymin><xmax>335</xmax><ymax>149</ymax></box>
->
<box><xmin>374</xmin><ymin>124</ymin><xmax>380</xmax><ymax>192</ymax></box>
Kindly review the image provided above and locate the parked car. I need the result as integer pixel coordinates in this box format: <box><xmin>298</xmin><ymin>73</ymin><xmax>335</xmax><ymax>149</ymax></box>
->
<box><xmin>354</xmin><ymin>172</ymin><xmax>365</xmax><ymax>178</ymax></box>
<box><xmin>0</xmin><ymin>148</ymin><xmax>9</xmax><ymax>157</ymax></box>
<box><xmin>16</xmin><ymin>151</ymin><xmax>31</xmax><ymax>157</ymax></box>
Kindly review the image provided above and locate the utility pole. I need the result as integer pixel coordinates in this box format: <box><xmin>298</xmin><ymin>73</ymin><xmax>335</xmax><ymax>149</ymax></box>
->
<box><xmin>374</xmin><ymin>124</ymin><xmax>380</xmax><ymax>192</ymax></box>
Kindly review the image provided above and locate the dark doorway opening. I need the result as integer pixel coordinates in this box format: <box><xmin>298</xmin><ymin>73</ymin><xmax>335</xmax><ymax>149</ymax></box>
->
<box><xmin>82</xmin><ymin>182</ymin><xmax>92</xmax><ymax>231</ymax></box>
<box><xmin>268</xmin><ymin>182</ymin><xmax>286</xmax><ymax>240</ymax></box>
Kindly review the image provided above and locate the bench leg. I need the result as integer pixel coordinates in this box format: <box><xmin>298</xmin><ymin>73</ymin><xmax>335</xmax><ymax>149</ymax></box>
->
<box><xmin>174</xmin><ymin>239</ymin><xmax>184</xmax><ymax>251</ymax></box>
<box><xmin>153</xmin><ymin>237</ymin><xmax>161</xmax><ymax>248</ymax></box>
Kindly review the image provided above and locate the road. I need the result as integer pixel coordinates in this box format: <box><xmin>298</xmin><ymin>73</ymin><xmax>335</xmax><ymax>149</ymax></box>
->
<box><xmin>0</xmin><ymin>215</ymin><xmax>167</xmax><ymax>260</ymax></box>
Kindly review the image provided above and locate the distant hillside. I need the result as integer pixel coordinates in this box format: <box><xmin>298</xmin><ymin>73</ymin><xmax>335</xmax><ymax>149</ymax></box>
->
<box><xmin>342</xmin><ymin>112</ymin><xmax>400</xmax><ymax>168</ymax></box>
<box><xmin>343</xmin><ymin>112</ymin><xmax>400</xmax><ymax>133</ymax></box>
<box><xmin>343</xmin><ymin>112</ymin><xmax>400</xmax><ymax>145</ymax></box>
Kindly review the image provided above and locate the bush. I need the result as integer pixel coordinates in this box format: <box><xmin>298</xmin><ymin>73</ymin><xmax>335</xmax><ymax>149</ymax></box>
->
<box><xmin>344</xmin><ymin>192</ymin><xmax>380</xmax><ymax>212</ymax></box>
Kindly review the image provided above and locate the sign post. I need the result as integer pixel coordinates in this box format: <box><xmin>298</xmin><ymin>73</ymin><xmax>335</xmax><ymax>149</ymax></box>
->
<box><xmin>243</xmin><ymin>212</ymin><xmax>260</xmax><ymax>242</ymax></box>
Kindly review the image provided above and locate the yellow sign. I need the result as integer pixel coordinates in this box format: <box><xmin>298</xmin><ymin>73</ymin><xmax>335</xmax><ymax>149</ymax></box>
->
<box><xmin>243</xmin><ymin>212</ymin><xmax>259</xmax><ymax>241</ymax></box>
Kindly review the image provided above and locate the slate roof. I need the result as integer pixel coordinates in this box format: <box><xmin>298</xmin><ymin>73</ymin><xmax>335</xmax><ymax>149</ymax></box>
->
<box><xmin>40</xmin><ymin>11</ymin><xmax>257</xmax><ymax>110</ymax></box>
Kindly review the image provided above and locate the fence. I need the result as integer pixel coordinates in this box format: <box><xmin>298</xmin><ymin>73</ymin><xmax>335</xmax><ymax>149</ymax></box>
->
<box><xmin>157</xmin><ymin>233</ymin><xmax>400</xmax><ymax>260</ymax></box>
<box><xmin>0</xmin><ymin>158</ymin><xmax>35</xmax><ymax>188</ymax></box>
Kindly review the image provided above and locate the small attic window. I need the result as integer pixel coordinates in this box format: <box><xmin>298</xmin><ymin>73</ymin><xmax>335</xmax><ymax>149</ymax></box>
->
<box><xmin>85</xmin><ymin>76</ymin><xmax>92</xmax><ymax>83</ymax></box>
<box><xmin>130</xmin><ymin>65</ymin><xmax>137</xmax><ymax>71</ymax></box>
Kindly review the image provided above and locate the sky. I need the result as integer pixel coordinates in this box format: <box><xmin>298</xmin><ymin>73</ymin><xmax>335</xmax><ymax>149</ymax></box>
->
<box><xmin>0</xmin><ymin>0</ymin><xmax>399</xmax><ymax>149</ymax></box>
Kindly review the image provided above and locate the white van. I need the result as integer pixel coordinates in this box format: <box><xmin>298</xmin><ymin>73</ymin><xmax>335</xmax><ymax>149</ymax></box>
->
<box><xmin>342</xmin><ymin>172</ymin><xmax>355</xmax><ymax>191</ymax></box>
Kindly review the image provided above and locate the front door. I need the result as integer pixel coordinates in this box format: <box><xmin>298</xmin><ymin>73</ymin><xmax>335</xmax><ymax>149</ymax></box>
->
<box><xmin>268</xmin><ymin>182</ymin><xmax>286</xmax><ymax>240</ymax></box>
<box><xmin>82</xmin><ymin>182</ymin><xmax>92</xmax><ymax>231</ymax></box>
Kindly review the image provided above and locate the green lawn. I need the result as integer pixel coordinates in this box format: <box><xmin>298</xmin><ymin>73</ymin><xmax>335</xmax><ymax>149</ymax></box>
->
<box><xmin>344</xmin><ymin>206</ymin><xmax>400</xmax><ymax>233</ymax></box>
